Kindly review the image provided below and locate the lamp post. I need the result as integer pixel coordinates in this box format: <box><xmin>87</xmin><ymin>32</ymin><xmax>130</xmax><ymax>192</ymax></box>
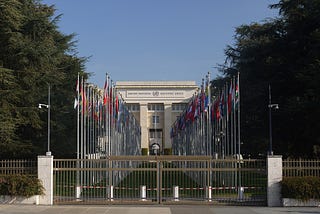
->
<box><xmin>38</xmin><ymin>84</ymin><xmax>51</xmax><ymax>156</ymax></box>
<box><xmin>268</xmin><ymin>84</ymin><xmax>279</xmax><ymax>156</ymax></box>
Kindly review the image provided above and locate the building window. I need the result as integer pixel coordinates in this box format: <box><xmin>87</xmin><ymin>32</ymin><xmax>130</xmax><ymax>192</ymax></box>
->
<box><xmin>172</xmin><ymin>103</ymin><xmax>187</xmax><ymax>111</ymax></box>
<box><xmin>126</xmin><ymin>103</ymin><xmax>140</xmax><ymax>112</ymax></box>
<box><xmin>148</xmin><ymin>103</ymin><xmax>164</xmax><ymax>111</ymax></box>
<box><xmin>149</xmin><ymin>129</ymin><xmax>162</xmax><ymax>138</ymax></box>
<box><xmin>152</xmin><ymin>115</ymin><xmax>160</xmax><ymax>124</ymax></box>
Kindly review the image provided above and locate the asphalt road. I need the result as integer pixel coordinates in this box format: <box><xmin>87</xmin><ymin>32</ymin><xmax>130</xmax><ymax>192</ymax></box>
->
<box><xmin>1</xmin><ymin>205</ymin><xmax>320</xmax><ymax>214</ymax></box>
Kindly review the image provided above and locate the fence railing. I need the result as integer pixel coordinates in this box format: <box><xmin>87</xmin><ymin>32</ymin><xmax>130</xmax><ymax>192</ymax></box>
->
<box><xmin>53</xmin><ymin>156</ymin><xmax>266</xmax><ymax>205</ymax></box>
<box><xmin>0</xmin><ymin>159</ymin><xmax>37</xmax><ymax>176</ymax></box>
<box><xmin>283</xmin><ymin>159</ymin><xmax>320</xmax><ymax>177</ymax></box>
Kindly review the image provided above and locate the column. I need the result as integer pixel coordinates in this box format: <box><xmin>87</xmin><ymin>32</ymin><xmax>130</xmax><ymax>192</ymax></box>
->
<box><xmin>267</xmin><ymin>155</ymin><xmax>282</xmax><ymax>207</ymax></box>
<box><xmin>38</xmin><ymin>155</ymin><xmax>53</xmax><ymax>205</ymax></box>
<box><xmin>140</xmin><ymin>103</ymin><xmax>148</xmax><ymax>149</ymax></box>
<box><xmin>164</xmin><ymin>102</ymin><xmax>172</xmax><ymax>150</ymax></box>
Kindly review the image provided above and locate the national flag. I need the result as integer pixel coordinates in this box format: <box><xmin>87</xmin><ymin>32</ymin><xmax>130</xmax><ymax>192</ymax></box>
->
<box><xmin>76</xmin><ymin>76</ymin><xmax>79</xmax><ymax>93</ymax></box>
<box><xmin>103</xmin><ymin>77</ymin><xmax>108</xmax><ymax>105</ymax></box>
<box><xmin>215</xmin><ymin>99</ymin><xmax>220</xmax><ymax>120</ymax></box>
<box><xmin>94</xmin><ymin>99</ymin><xmax>99</xmax><ymax>120</ymax></box>
<box><xmin>115</xmin><ymin>94</ymin><xmax>119</xmax><ymax>119</ymax></box>
<box><xmin>219</xmin><ymin>90</ymin><xmax>225</xmax><ymax>117</ymax></box>
<box><xmin>80</xmin><ymin>80</ymin><xmax>87</xmax><ymax>115</ymax></box>
<box><xmin>235</xmin><ymin>76</ymin><xmax>239</xmax><ymax>108</ymax></box>
<box><xmin>204</xmin><ymin>77</ymin><xmax>209</xmax><ymax>112</ymax></box>
<box><xmin>74</xmin><ymin>97</ymin><xmax>78</xmax><ymax>109</ymax></box>
<box><xmin>193</xmin><ymin>96</ymin><xmax>199</xmax><ymax>120</ymax></box>
<box><xmin>200</xmin><ymin>85</ymin><xmax>205</xmax><ymax>113</ymax></box>
<box><xmin>87</xmin><ymin>89</ymin><xmax>92</xmax><ymax>113</ymax></box>
<box><xmin>211</xmin><ymin>101</ymin><xmax>215</xmax><ymax>122</ymax></box>
<box><xmin>74</xmin><ymin>74</ymin><xmax>79</xmax><ymax>109</ymax></box>
<box><xmin>228</xmin><ymin>81</ymin><xmax>233</xmax><ymax>114</ymax></box>
<box><xmin>186</xmin><ymin>105</ymin><xmax>192</xmax><ymax>120</ymax></box>
<box><xmin>109</xmin><ymin>86</ymin><xmax>113</xmax><ymax>115</ymax></box>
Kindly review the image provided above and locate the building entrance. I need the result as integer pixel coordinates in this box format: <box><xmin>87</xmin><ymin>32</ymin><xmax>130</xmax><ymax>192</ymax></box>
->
<box><xmin>149</xmin><ymin>129</ymin><xmax>162</xmax><ymax>155</ymax></box>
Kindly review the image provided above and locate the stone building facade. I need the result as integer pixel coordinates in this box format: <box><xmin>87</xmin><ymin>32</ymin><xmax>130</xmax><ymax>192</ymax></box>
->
<box><xmin>116</xmin><ymin>81</ymin><xmax>198</xmax><ymax>154</ymax></box>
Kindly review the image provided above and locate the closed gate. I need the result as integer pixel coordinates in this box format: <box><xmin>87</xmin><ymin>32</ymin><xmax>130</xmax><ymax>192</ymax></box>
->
<box><xmin>53</xmin><ymin>156</ymin><xmax>266</xmax><ymax>205</ymax></box>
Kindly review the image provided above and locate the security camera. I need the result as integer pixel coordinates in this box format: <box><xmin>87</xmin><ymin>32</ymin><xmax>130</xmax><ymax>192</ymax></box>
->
<box><xmin>268</xmin><ymin>104</ymin><xmax>279</xmax><ymax>110</ymax></box>
<box><xmin>38</xmin><ymin>104</ymin><xmax>42</xmax><ymax>109</ymax></box>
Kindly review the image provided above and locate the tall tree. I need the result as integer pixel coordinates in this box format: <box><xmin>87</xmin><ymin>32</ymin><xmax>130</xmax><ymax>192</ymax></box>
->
<box><xmin>218</xmin><ymin>0</ymin><xmax>320</xmax><ymax>158</ymax></box>
<box><xmin>0</xmin><ymin>0</ymin><xmax>87</xmax><ymax>158</ymax></box>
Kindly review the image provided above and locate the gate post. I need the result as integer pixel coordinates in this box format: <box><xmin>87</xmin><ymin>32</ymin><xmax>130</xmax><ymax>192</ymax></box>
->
<box><xmin>140</xmin><ymin>185</ymin><xmax>147</xmax><ymax>201</ymax></box>
<box><xmin>267</xmin><ymin>155</ymin><xmax>282</xmax><ymax>207</ymax></box>
<box><xmin>37</xmin><ymin>155</ymin><xmax>53</xmax><ymax>205</ymax></box>
<box><xmin>173</xmin><ymin>186</ymin><xmax>179</xmax><ymax>201</ymax></box>
<box><xmin>109</xmin><ymin>185</ymin><xmax>114</xmax><ymax>201</ymax></box>
<box><xmin>206</xmin><ymin>186</ymin><xmax>212</xmax><ymax>202</ymax></box>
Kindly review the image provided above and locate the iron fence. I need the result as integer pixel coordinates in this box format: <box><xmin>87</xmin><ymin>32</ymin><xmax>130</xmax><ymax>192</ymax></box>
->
<box><xmin>53</xmin><ymin>156</ymin><xmax>266</xmax><ymax>205</ymax></box>
<box><xmin>283</xmin><ymin>159</ymin><xmax>320</xmax><ymax>177</ymax></box>
<box><xmin>0</xmin><ymin>159</ymin><xmax>37</xmax><ymax>176</ymax></box>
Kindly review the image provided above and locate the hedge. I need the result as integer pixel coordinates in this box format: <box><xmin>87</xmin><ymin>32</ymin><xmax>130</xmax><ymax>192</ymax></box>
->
<box><xmin>281</xmin><ymin>177</ymin><xmax>320</xmax><ymax>201</ymax></box>
<box><xmin>0</xmin><ymin>175</ymin><xmax>44</xmax><ymax>197</ymax></box>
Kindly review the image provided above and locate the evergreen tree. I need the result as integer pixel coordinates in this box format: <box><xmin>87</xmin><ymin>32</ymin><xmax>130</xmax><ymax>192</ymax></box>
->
<box><xmin>0</xmin><ymin>0</ymin><xmax>87</xmax><ymax>158</ymax></box>
<box><xmin>219</xmin><ymin>0</ymin><xmax>320</xmax><ymax>157</ymax></box>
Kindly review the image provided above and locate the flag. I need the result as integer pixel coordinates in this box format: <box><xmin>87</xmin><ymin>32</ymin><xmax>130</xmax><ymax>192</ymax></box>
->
<box><xmin>200</xmin><ymin>84</ymin><xmax>205</xmax><ymax>113</ymax></box>
<box><xmin>211</xmin><ymin>101</ymin><xmax>215</xmax><ymax>122</ymax></box>
<box><xmin>76</xmin><ymin>76</ymin><xmax>79</xmax><ymax>93</ymax></box>
<box><xmin>94</xmin><ymin>98</ymin><xmax>100</xmax><ymax>120</ymax></box>
<box><xmin>186</xmin><ymin>100</ymin><xmax>194</xmax><ymax>121</ymax></box>
<box><xmin>219</xmin><ymin>90</ymin><xmax>225</xmax><ymax>117</ymax></box>
<box><xmin>204</xmin><ymin>76</ymin><xmax>209</xmax><ymax>112</ymax></box>
<box><xmin>74</xmin><ymin>97</ymin><xmax>78</xmax><ymax>109</ymax></box>
<box><xmin>193</xmin><ymin>96</ymin><xmax>199</xmax><ymax>120</ymax></box>
<box><xmin>235</xmin><ymin>76</ymin><xmax>239</xmax><ymax>109</ymax></box>
<box><xmin>215</xmin><ymin>99</ymin><xmax>220</xmax><ymax>120</ymax></box>
<box><xmin>74</xmin><ymin>74</ymin><xmax>79</xmax><ymax>109</ymax></box>
<box><xmin>228</xmin><ymin>81</ymin><xmax>233</xmax><ymax>114</ymax></box>
<box><xmin>109</xmin><ymin>86</ymin><xmax>113</xmax><ymax>115</ymax></box>
<box><xmin>80</xmin><ymin>79</ymin><xmax>87</xmax><ymax>115</ymax></box>
<box><xmin>103</xmin><ymin>77</ymin><xmax>108</xmax><ymax>105</ymax></box>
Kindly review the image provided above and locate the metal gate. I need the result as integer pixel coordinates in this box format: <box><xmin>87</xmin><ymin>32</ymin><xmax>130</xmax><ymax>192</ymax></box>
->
<box><xmin>53</xmin><ymin>156</ymin><xmax>266</xmax><ymax>205</ymax></box>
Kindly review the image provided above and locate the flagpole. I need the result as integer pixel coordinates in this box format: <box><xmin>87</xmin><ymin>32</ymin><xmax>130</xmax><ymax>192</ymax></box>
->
<box><xmin>76</xmin><ymin>73</ymin><xmax>80</xmax><ymax>199</ymax></box>
<box><xmin>105</xmin><ymin>73</ymin><xmax>109</xmax><ymax>157</ymax></box>
<box><xmin>233</xmin><ymin>76</ymin><xmax>237</xmax><ymax>156</ymax></box>
<box><xmin>80</xmin><ymin>76</ymin><xmax>84</xmax><ymax>195</ymax></box>
<box><xmin>236</xmin><ymin>72</ymin><xmax>242</xmax><ymax>197</ymax></box>
<box><xmin>237</xmin><ymin>72</ymin><xmax>241</xmax><ymax>157</ymax></box>
<box><xmin>109</xmin><ymin>80</ymin><xmax>114</xmax><ymax>157</ymax></box>
<box><xmin>225</xmin><ymin>83</ymin><xmax>229</xmax><ymax>157</ymax></box>
<box><xmin>206</xmin><ymin>72</ymin><xmax>212</xmax><ymax>156</ymax></box>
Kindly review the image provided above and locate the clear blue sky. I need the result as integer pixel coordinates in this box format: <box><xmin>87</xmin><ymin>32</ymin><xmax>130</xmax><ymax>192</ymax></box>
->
<box><xmin>42</xmin><ymin>0</ymin><xmax>279</xmax><ymax>88</ymax></box>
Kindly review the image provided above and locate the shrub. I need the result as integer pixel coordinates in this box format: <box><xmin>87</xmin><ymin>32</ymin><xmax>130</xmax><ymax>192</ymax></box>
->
<box><xmin>281</xmin><ymin>177</ymin><xmax>320</xmax><ymax>201</ymax></box>
<box><xmin>141</xmin><ymin>148</ymin><xmax>148</xmax><ymax>156</ymax></box>
<box><xmin>0</xmin><ymin>175</ymin><xmax>44</xmax><ymax>197</ymax></box>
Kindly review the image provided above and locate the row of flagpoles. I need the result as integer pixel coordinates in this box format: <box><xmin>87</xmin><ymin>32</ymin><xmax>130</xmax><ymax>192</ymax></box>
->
<box><xmin>75</xmin><ymin>73</ymin><xmax>141</xmax><ymax>159</ymax></box>
<box><xmin>171</xmin><ymin>72</ymin><xmax>241</xmax><ymax>159</ymax></box>
<box><xmin>74</xmin><ymin>73</ymin><xmax>142</xmax><ymax>198</ymax></box>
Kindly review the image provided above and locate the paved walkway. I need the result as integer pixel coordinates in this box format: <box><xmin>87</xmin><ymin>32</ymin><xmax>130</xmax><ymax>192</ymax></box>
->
<box><xmin>0</xmin><ymin>205</ymin><xmax>320</xmax><ymax>214</ymax></box>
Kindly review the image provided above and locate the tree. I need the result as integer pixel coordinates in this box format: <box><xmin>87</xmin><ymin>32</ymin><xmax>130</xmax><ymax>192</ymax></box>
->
<box><xmin>0</xmin><ymin>0</ymin><xmax>88</xmax><ymax>158</ymax></box>
<box><xmin>218</xmin><ymin>0</ymin><xmax>320</xmax><ymax>158</ymax></box>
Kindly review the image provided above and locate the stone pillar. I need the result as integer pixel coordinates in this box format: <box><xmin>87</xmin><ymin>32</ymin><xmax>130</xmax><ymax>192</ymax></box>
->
<box><xmin>38</xmin><ymin>155</ymin><xmax>53</xmax><ymax>205</ymax></box>
<box><xmin>140</xmin><ymin>103</ymin><xmax>148</xmax><ymax>149</ymax></box>
<box><xmin>140</xmin><ymin>185</ymin><xmax>147</xmax><ymax>201</ymax></box>
<box><xmin>173</xmin><ymin>186</ymin><xmax>179</xmax><ymax>201</ymax></box>
<box><xmin>164</xmin><ymin>103</ymin><xmax>172</xmax><ymax>150</ymax></box>
<box><xmin>267</xmin><ymin>155</ymin><xmax>282</xmax><ymax>207</ymax></box>
<box><xmin>206</xmin><ymin>186</ymin><xmax>212</xmax><ymax>202</ymax></box>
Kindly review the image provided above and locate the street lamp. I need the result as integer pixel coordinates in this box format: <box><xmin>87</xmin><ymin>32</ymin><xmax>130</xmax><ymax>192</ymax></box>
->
<box><xmin>38</xmin><ymin>84</ymin><xmax>51</xmax><ymax>156</ymax></box>
<box><xmin>268</xmin><ymin>84</ymin><xmax>279</xmax><ymax>156</ymax></box>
